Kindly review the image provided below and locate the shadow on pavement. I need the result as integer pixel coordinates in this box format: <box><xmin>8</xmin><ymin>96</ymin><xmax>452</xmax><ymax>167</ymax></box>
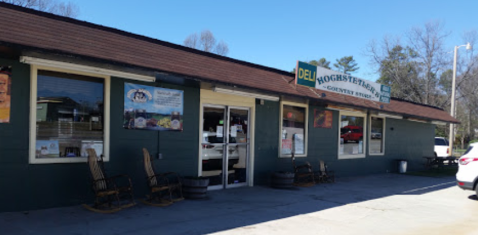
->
<box><xmin>0</xmin><ymin>173</ymin><xmax>459</xmax><ymax>235</ymax></box>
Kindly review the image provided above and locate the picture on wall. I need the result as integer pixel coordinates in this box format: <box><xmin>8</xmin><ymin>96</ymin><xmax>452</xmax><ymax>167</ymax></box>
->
<box><xmin>0</xmin><ymin>66</ymin><xmax>12</xmax><ymax>123</ymax></box>
<box><xmin>314</xmin><ymin>109</ymin><xmax>333</xmax><ymax>128</ymax></box>
<box><xmin>123</xmin><ymin>82</ymin><xmax>183</xmax><ymax>131</ymax></box>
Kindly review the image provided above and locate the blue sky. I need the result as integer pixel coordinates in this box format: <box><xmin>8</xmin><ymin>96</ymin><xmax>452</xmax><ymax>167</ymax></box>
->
<box><xmin>70</xmin><ymin>0</ymin><xmax>477</xmax><ymax>81</ymax></box>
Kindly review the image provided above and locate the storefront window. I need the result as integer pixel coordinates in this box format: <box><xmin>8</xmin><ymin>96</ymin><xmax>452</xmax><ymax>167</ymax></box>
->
<box><xmin>339</xmin><ymin>112</ymin><xmax>366</xmax><ymax>158</ymax></box>
<box><xmin>31</xmin><ymin>69</ymin><xmax>109</xmax><ymax>163</ymax></box>
<box><xmin>280</xmin><ymin>103</ymin><xmax>307</xmax><ymax>157</ymax></box>
<box><xmin>369</xmin><ymin>116</ymin><xmax>385</xmax><ymax>155</ymax></box>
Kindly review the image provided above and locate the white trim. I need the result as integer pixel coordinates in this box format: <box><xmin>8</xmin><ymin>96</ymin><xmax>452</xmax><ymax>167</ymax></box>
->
<box><xmin>20</xmin><ymin>56</ymin><xmax>154</xmax><ymax>82</ymax></box>
<box><xmin>432</xmin><ymin>121</ymin><xmax>447</xmax><ymax>126</ymax></box>
<box><xmin>407</xmin><ymin>118</ymin><xmax>428</xmax><ymax>123</ymax></box>
<box><xmin>338</xmin><ymin>110</ymin><xmax>367</xmax><ymax>159</ymax></box>
<box><xmin>199</xmin><ymin>88</ymin><xmax>256</xmax><ymax>187</ymax></box>
<box><xmin>213</xmin><ymin>87</ymin><xmax>279</xmax><ymax>101</ymax></box>
<box><xmin>369</xmin><ymin>115</ymin><xmax>385</xmax><ymax>156</ymax></box>
<box><xmin>279</xmin><ymin>100</ymin><xmax>308</xmax><ymax>158</ymax></box>
<box><xmin>378</xmin><ymin>112</ymin><xmax>403</xmax><ymax>119</ymax></box>
<box><xmin>29</xmin><ymin>65</ymin><xmax>110</xmax><ymax>164</ymax></box>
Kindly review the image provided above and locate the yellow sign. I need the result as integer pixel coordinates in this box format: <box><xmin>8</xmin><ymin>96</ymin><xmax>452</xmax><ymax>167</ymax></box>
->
<box><xmin>0</xmin><ymin>72</ymin><xmax>11</xmax><ymax>123</ymax></box>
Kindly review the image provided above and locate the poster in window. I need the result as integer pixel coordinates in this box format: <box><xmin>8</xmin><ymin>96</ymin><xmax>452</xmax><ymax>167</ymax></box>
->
<box><xmin>293</xmin><ymin>133</ymin><xmax>304</xmax><ymax>154</ymax></box>
<box><xmin>281</xmin><ymin>139</ymin><xmax>292</xmax><ymax>155</ymax></box>
<box><xmin>35</xmin><ymin>140</ymin><xmax>60</xmax><ymax>158</ymax></box>
<box><xmin>314</xmin><ymin>109</ymin><xmax>332</xmax><ymax>128</ymax></box>
<box><xmin>0</xmin><ymin>66</ymin><xmax>12</xmax><ymax>123</ymax></box>
<box><xmin>124</xmin><ymin>83</ymin><xmax>183</xmax><ymax>131</ymax></box>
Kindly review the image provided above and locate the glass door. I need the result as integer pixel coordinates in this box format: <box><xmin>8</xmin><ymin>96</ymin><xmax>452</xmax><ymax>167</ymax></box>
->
<box><xmin>201</xmin><ymin>105</ymin><xmax>250</xmax><ymax>189</ymax></box>
<box><xmin>226</xmin><ymin>107</ymin><xmax>249</xmax><ymax>188</ymax></box>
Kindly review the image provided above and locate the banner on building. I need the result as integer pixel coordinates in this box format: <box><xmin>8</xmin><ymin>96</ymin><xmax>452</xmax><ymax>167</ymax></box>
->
<box><xmin>314</xmin><ymin>109</ymin><xmax>333</xmax><ymax>128</ymax></box>
<box><xmin>124</xmin><ymin>82</ymin><xmax>183</xmax><ymax>131</ymax></box>
<box><xmin>0</xmin><ymin>66</ymin><xmax>12</xmax><ymax>123</ymax></box>
<box><xmin>295</xmin><ymin>61</ymin><xmax>391</xmax><ymax>103</ymax></box>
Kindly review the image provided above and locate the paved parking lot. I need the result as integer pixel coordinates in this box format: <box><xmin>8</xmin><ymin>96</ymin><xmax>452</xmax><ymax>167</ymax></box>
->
<box><xmin>0</xmin><ymin>173</ymin><xmax>477</xmax><ymax>235</ymax></box>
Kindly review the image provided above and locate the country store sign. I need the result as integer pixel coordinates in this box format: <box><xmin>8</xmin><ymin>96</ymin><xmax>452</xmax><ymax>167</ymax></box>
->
<box><xmin>295</xmin><ymin>61</ymin><xmax>391</xmax><ymax>103</ymax></box>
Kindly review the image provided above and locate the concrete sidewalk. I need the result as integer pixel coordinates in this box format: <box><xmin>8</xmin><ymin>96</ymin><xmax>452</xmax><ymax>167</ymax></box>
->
<box><xmin>1</xmin><ymin>174</ymin><xmax>476</xmax><ymax>235</ymax></box>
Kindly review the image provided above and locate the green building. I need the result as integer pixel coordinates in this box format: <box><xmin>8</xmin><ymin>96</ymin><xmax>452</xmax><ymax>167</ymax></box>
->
<box><xmin>0</xmin><ymin>3</ymin><xmax>458</xmax><ymax>212</ymax></box>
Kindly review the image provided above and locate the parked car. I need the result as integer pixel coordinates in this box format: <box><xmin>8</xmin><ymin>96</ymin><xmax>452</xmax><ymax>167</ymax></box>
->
<box><xmin>201</xmin><ymin>131</ymin><xmax>238</xmax><ymax>171</ymax></box>
<box><xmin>434</xmin><ymin>137</ymin><xmax>450</xmax><ymax>158</ymax></box>
<box><xmin>456</xmin><ymin>143</ymin><xmax>478</xmax><ymax>196</ymax></box>
<box><xmin>340</xmin><ymin>125</ymin><xmax>363</xmax><ymax>143</ymax></box>
<box><xmin>371</xmin><ymin>132</ymin><xmax>382</xmax><ymax>139</ymax></box>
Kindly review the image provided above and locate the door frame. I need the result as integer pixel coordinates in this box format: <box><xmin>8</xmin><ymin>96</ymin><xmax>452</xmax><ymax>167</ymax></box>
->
<box><xmin>199</xmin><ymin>88</ymin><xmax>255</xmax><ymax>189</ymax></box>
<box><xmin>199</xmin><ymin>104</ymin><xmax>251</xmax><ymax>190</ymax></box>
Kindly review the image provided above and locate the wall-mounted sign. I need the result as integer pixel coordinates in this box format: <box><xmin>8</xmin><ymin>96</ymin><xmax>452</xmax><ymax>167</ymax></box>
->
<box><xmin>0</xmin><ymin>66</ymin><xmax>12</xmax><ymax>123</ymax></box>
<box><xmin>124</xmin><ymin>83</ymin><xmax>183</xmax><ymax>131</ymax></box>
<box><xmin>314</xmin><ymin>109</ymin><xmax>333</xmax><ymax>128</ymax></box>
<box><xmin>295</xmin><ymin>61</ymin><xmax>391</xmax><ymax>103</ymax></box>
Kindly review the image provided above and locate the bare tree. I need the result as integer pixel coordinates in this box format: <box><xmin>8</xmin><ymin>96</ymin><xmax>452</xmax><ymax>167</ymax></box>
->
<box><xmin>1</xmin><ymin>0</ymin><xmax>79</xmax><ymax>18</ymax></box>
<box><xmin>367</xmin><ymin>22</ymin><xmax>478</xmax><ymax>144</ymax></box>
<box><xmin>200</xmin><ymin>30</ymin><xmax>216</xmax><ymax>53</ymax></box>
<box><xmin>407</xmin><ymin>21</ymin><xmax>450</xmax><ymax>105</ymax></box>
<box><xmin>215</xmin><ymin>40</ymin><xmax>229</xmax><ymax>56</ymax></box>
<box><xmin>183</xmin><ymin>30</ymin><xmax>229</xmax><ymax>56</ymax></box>
<box><xmin>183</xmin><ymin>33</ymin><xmax>199</xmax><ymax>49</ymax></box>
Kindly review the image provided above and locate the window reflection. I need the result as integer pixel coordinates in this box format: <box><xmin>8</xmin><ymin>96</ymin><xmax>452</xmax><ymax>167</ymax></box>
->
<box><xmin>370</xmin><ymin>117</ymin><xmax>384</xmax><ymax>154</ymax></box>
<box><xmin>340</xmin><ymin>115</ymin><xmax>364</xmax><ymax>155</ymax></box>
<box><xmin>281</xmin><ymin>105</ymin><xmax>306</xmax><ymax>155</ymax></box>
<box><xmin>35</xmin><ymin>71</ymin><xmax>104</xmax><ymax>158</ymax></box>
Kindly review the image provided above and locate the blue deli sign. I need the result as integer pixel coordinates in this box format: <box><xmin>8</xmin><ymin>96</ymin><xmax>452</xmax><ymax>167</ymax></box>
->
<box><xmin>295</xmin><ymin>61</ymin><xmax>391</xmax><ymax>103</ymax></box>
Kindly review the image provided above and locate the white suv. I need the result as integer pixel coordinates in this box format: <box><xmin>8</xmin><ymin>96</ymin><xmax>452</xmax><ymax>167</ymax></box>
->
<box><xmin>456</xmin><ymin>143</ymin><xmax>478</xmax><ymax>196</ymax></box>
<box><xmin>434</xmin><ymin>137</ymin><xmax>450</xmax><ymax>158</ymax></box>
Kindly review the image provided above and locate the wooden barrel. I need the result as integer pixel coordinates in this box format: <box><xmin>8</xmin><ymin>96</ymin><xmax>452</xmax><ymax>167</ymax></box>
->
<box><xmin>271</xmin><ymin>172</ymin><xmax>295</xmax><ymax>189</ymax></box>
<box><xmin>181</xmin><ymin>177</ymin><xmax>210</xmax><ymax>199</ymax></box>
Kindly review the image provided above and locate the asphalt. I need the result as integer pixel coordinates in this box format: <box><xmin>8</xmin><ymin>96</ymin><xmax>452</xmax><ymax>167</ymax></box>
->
<box><xmin>1</xmin><ymin>173</ymin><xmax>477</xmax><ymax>235</ymax></box>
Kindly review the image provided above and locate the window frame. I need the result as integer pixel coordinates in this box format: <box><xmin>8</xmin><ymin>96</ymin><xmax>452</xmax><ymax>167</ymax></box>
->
<box><xmin>29</xmin><ymin>65</ymin><xmax>111</xmax><ymax>164</ymax></box>
<box><xmin>368</xmin><ymin>115</ymin><xmax>386</xmax><ymax>156</ymax></box>
<box><xmin>338</xmin><ymin>110</ymin><xmax>367</xmax><ymax>159</ymax></box>
<box><xmin>279</xmin><ymin>100</ymin><xmax>308</xmax><ymax>158</ymax></box>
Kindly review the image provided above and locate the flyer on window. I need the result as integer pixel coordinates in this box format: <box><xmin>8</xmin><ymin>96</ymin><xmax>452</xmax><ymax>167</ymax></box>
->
<box><xmin>123</xmin><ymin>82</ymin><xmax>183</xmax><ymax>131</ymax></box>
<box><xmin>0</xmin><ymin>66</ymin><xmax>12</xmax><ymax>123</ymax></box>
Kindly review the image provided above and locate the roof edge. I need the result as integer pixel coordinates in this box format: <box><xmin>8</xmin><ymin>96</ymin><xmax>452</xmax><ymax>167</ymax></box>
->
<box><xmin>0</xmin><ymin>2</ymin><xmax>294</xmax><ymax>77</ymax></box>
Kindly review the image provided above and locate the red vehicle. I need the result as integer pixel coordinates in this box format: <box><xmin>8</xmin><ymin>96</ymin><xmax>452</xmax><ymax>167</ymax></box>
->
<box><xmin>341</xmin><ymin>125</ymin><xmax>363</xmax><ymax>143</ymax></box>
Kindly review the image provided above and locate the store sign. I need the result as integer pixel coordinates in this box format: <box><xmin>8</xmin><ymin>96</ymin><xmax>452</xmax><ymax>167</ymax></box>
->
<box><xmin>124</xmin><ymin>83</ymin><xmax>183</xmax><ymax>131</ymax></box>
<box><xmin>295</xmin><ymin>61</ymin><xmax>391</xmax><ymax>103</ymax></box>
<box><xmin>0</xmin><ymin>66</ymin><xmax>12</xmax><ymax>123</ymax></box>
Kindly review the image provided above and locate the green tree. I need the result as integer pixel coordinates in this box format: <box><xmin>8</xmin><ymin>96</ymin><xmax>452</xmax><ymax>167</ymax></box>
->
<box><xmin>376</xmin><ymin>45</ymin><xmax>422</xmax><ymax>101</ymax></box>
<box><xmin>333</xmin><ymin>56</ymin><xmax>359</xmax><ymax>74</ymax></box>
<box><xmin>309</xmin><ymin>58</ymin><xmax>331</xmax><ymax>69</ymax></box>
<box><xmin>291</xmin><ymin>58</ymin><xmax>330</xmax><ymax>73</ymax></box>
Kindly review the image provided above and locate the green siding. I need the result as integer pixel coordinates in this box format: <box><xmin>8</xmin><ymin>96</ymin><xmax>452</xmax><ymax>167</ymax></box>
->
<box><xmin>253</xmin><ymin>100</ymin><xmax>280</xmax><ymax>185</ymax></box>
<box><xmin>108</xmin><ymin>78</ymin><xmax>200</xmax><ymax>198</ymax></box>
<box><xmin>0</xmin><ymin>55</ymin><xmax>436</xmax><ymax>211</ymax></box>
<box><xmin>253</xmin><ymin>102</ymin><xmax>435</xmax><ymax>185</ymax></box>
<box><xmin>0</xmin><ymin>57</ymin><xmax>200</xmax><ymax>212</ymax></box>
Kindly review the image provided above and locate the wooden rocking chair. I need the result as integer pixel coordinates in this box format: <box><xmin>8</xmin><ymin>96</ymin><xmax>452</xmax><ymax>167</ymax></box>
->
<box><xmin>83</xmin><ymin>149</ymin><xmax>136</xmax><ymax>213</ymax></box>
<box><xmin>291</xmin><ymin>152</ymin><xmax>315</xmax><ymax>187</ymax></box>
<box><xmin>141</xmin><ymin>148</ymin><xmax>184</xmax><ymax>206</ymax></box>
<box><xmin>316</xmin><ymin>160</ymin><xmax>335</xmax><ymax>183</ymax></box>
